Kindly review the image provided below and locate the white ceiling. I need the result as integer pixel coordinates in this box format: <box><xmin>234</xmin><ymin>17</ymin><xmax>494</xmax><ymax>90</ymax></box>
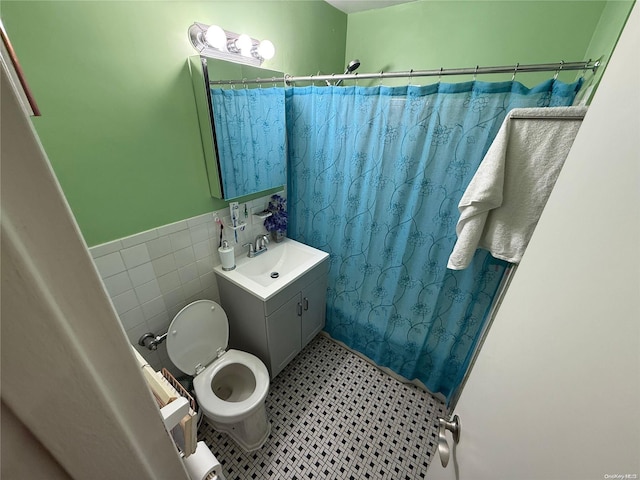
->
<box><xmin>324</xmin><ymin>0</ymin><xmax>416</xmax><ymax>14</ymax></box>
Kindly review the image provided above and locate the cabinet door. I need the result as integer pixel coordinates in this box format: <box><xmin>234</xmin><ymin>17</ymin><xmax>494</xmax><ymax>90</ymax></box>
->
<box><xmin>266</xmin><ymin>294</ymin><xmax>302</xmax><ymax>378</ymax></box>
<box><xmin>301</xmin><ymin>274</ymin><xmax>327</xmax><ymax>347</ymax></box>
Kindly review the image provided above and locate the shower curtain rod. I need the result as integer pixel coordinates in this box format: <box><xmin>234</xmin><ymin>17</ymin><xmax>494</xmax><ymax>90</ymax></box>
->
<box><xmin>209</xmin><ymin>60</ymin><xmax>599</xmax><ymax>86</ymax></box>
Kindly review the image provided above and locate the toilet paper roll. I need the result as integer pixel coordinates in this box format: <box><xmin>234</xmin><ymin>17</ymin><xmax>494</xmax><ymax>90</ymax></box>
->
<box><xmin>183</xmin><ymin>441</ymin><xmax>222</xmax><ymax>480</ymax></box>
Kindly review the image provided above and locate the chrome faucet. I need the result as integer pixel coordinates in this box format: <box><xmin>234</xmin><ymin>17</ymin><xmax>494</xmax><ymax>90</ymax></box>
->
<box><xmin>243</xmin><ymin>234</ymin><xmax>269</xmax><ymax>258</ymax></box>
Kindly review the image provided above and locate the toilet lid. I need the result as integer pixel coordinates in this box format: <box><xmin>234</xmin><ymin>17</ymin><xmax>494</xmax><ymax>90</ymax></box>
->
<box><xmin>166</xmin><ymin>300</ymin><xmax>229</xmax><ymax>376</ymax></box>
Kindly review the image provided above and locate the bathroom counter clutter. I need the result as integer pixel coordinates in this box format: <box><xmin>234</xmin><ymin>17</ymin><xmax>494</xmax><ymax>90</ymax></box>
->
<box><xmin>213</xmin><ymin>237</ymin><xmax>328</xmax><ymax>301</ymax></box>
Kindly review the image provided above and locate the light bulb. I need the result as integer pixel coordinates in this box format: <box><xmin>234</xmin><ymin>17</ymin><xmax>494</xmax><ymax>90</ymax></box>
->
<box><xmin>205</xmin><ymin>25</ymin><xmax>227</xmax><ymax>50</ymax></box>
<box><xmin>257</xmin><ymin>40</ymin><xmax>275</xmax><ymax>60</ymax></box>
<box><xmin>236</xmin><ymin>34</ymin><xmax>253</xmax><ymax>56</ymax></box>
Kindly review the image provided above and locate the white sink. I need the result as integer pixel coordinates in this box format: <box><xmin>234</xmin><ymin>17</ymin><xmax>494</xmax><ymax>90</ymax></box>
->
<box><xmin>214</xmin><ymin>238</ymin><xmax>329</xmax><ymax>300</ymax></box>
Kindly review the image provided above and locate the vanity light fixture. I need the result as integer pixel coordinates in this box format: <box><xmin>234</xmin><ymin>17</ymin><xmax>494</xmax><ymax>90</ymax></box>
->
<box><xmin>188</xmin><ymin>22</ymin><xmax>275</xmax><ymax>66</ymax></box>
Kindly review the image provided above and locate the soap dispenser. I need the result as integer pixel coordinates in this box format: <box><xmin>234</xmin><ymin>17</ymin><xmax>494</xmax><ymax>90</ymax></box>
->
<box><xmin>218</xmin><ymin>240</ymin><xmax>235</xmax><ymax>271</ymax></box>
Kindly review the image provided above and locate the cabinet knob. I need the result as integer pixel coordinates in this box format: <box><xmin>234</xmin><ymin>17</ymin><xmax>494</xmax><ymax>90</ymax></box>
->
<box><xmin>303</xmin><ymin>298</ymin><xmax>309</xmax><ymax>310</ymax></box>
<box><xmin>297</xmin><ymin>302</ymin><xmax>302</xmax><ymax>316</ymax></box>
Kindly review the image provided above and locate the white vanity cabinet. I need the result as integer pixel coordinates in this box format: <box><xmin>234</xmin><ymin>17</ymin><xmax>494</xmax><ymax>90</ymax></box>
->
<box><xmin>216</xmin><ymin>259</ymin><xmax>328</xmax><ymax>379</ymax></box>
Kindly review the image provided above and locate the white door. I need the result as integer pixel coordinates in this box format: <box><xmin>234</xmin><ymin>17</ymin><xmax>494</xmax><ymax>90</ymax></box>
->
<box><xmin>429</xmin><ymin>6</ymin><xmax>639</xmax><ymax>479</ymax></box>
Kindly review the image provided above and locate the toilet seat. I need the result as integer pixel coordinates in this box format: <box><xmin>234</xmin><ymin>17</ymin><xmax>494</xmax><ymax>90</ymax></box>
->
<box><xmin>166</xmin><ymin>300</ymin><xmax>229</xmax><ymax>376</ymax></box>
<box><xmin>193</xmin><ymin>349</ymin><xmax>270</xmax><ymax>424</ymax></box>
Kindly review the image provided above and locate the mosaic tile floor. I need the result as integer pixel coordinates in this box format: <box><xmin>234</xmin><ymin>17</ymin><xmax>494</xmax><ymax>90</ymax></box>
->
<box><xmin>198</xmin><ymin>334</ymin><xmax>447</xmax><ymax>480</ymax></box>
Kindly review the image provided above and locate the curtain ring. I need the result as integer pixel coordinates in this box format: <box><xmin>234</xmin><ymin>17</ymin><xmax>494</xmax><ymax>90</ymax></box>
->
<box><xmin>438</xmin><ymin>67</ymin><xmax>443</xmax><ymax>83</ymax></box>
<box><xmin>473</xmin><ymin>65</ymin><xmax>479</xmax><ymax>81</ymax></box>
<box><xmin>408</xmin><ymin>69</ymin><xmax>413</xmax><ymax>86</ymax></box>
<box><xmin>554</xmin><ymin>60</ymin><xmax>564</xmax><ymax>81</ymax></box>
<box><xmin>310</xmin><ymin>74</ymin><xmax>314</xmax><ymax>86</ymax></box>
<box><xmin>580</xmin><ymin>59</ymin><xmax>591</xmax><ymax>79</ymax></box>
<box><xmin>511</xmin><ymin>62</ymin><xmax>519</xmax><ymax>82</ymax></box>
<box><xmin>354</xmin><ymin>72</ymin><xmax>358</xmax><ymax>86</ymax></box>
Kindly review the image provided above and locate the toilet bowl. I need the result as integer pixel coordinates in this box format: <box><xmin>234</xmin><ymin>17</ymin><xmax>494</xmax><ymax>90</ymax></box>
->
<box><xmin>166</xmin><ymin>300</ymin><xmax>270</xmax><ymax>451</ymax></box>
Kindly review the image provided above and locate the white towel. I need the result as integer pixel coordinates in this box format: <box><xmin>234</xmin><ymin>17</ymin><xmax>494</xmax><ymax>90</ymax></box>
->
<box><xmin>447</xmin><ymin>106</ymin><xmax>587</xmax><ymax>270</ymax></box>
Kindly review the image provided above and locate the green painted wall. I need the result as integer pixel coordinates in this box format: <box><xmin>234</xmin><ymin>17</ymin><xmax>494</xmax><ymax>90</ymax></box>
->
<box><xmin>1</xmin><ymin>0</ymin><xmax>347</xmax><ymax>246</ymax></box>
<box><xmin>345</xmin><ymin>1</ymin><xmax>631</xmax><ymax>87</ymax></box>
<box><xmin>580</xmin><ymin>0</ymin><xmax>635</xmax><ymax>101</ymax></box>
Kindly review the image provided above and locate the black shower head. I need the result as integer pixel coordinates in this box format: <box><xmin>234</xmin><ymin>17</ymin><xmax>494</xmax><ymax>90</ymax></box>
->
<box><xmin>335</xmin><ymin>59</ymin><xmax>361</xmax><ymax>86</ymax></box>
<box><xmin>345</xmin><ymin>59</ymin><xmax>361</xmax><ymax>74</ymax></box>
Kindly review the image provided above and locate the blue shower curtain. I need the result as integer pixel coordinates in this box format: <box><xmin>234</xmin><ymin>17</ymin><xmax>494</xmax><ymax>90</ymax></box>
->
<box><xmin>286</xmin><ymin>79</ymin><xmax>582</xmax><ymax>403</ymax></box>
<box><xmin>210</xmin><ymin>87</ymin><xmax>286</xmax><ymax>199</ymax></box>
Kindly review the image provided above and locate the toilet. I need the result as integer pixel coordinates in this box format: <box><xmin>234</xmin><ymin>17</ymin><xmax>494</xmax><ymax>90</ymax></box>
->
<box><xmin>166</xmin><ymin>300</ymin><xmax>271</xmax><ymax>451</ymax></box>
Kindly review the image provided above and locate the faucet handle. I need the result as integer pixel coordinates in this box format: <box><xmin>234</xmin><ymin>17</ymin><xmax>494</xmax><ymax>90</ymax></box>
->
<box><xmin>242</xmin><ymin>242</ymin><xmax>254</xmax><ymax>253</ymax></box>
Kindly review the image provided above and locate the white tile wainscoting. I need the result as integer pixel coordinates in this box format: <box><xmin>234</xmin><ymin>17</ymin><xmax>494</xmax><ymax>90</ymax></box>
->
<box><xmin>90</xmin><ymin>191</ymin><xmax>284</xmax><ymax>374</ymax></box>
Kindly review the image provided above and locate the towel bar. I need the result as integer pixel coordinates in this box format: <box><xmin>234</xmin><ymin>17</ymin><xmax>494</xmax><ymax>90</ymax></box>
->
<box><xmin>511</xmin><ymin>115</ymin><xmax>585</xmax><ymax>120</ymax></box>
